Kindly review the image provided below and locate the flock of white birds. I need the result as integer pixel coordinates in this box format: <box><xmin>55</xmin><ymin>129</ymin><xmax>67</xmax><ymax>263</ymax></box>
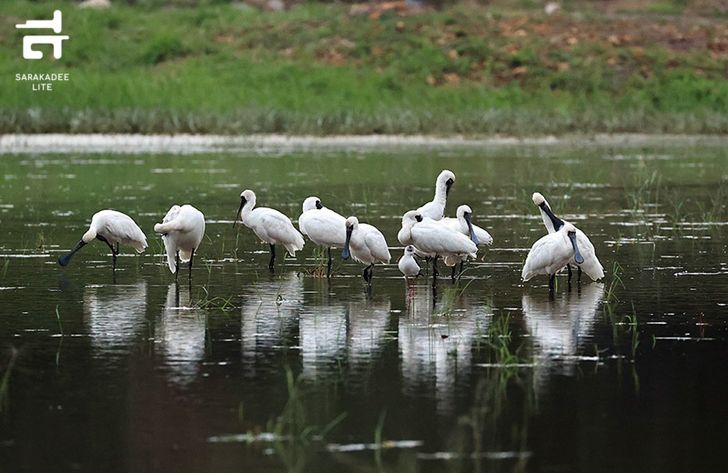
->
<box><xmin>57</xmin><ymin>169</ymin><xmax>604</xmax><ymax>291</ymax></box>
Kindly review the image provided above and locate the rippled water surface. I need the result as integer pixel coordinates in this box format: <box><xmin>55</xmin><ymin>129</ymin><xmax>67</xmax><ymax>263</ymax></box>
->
<box><xmin>1</xmin><ymin>144</ymin><xmax>727</xmax><ymax>472</ymax></box>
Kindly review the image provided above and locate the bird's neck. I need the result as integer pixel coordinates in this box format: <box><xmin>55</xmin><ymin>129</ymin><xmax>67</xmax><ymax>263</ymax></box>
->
<box><xmin>433</xmin><ymin>183</ymin><xmax>448</xmax><ymax>204</ymax></box>
<box><xmin>539</xmin><ymin>201</ymin><xmax>563</xmax><ymax>232</ymax></box>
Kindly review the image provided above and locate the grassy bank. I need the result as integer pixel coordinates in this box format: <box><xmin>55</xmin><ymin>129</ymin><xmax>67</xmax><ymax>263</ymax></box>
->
<box><xmin>2</xmin><ymin>0</ymin><xmax>728</xmax><ymax>135</ymax></box>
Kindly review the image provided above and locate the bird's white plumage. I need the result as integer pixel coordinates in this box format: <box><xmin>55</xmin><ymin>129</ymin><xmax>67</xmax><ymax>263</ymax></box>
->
<box><xmin>298</xmin><ymin>196</ymin><xmax>346</xmax><ymax>248</ymax></box>
<box><xmin>532</xmin><ymin>192</ymin><xmax>604</xmax><ymax>280</ymax></box>
<box><xmin>438</xmin><ymin>205</ymin><xmax>494</xmax><ymax>246</ymax></box>
<box><xmin>522</xmin><ymin>223</ymin><xmax>580</xmax><ymax>281</ymax></box>
<box><xmin>82</xmin><ymin>209</ymin><xmax>147</xmax><ymax>252</ymax></box>
<box><xmin>344</xmin><ymin>216</ymin><xmax>391</xmax><ymax>265</ymax></box>
<box><xmin>416</xmin><ymin>170</ymin><xmax>455</xmax><ymax>220</ymax></box>
<box><xmin>238</xmin><ymin>189</ymin><xmax>304</xmax><ymax>256</ymax></box>
<box><xmin>399</xmin><ymin>211</ymin><xmax>477</xmax><ymax>266</ymax></box>
<box><xmin>398</xmin><ymin>245</ymin><xmax>420</xmax><ymax>280</ymax></box>
<box><xmin>154</xmin><ymin>204</ymin><xmax>205</xmax><ymax>274</ymax></box>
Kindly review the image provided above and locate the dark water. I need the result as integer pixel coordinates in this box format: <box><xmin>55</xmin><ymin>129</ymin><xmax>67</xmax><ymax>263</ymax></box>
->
<box><xmin>1</xmin><ymin>145</ymin><xmax>727</xmax><ymax>473</ymax></box>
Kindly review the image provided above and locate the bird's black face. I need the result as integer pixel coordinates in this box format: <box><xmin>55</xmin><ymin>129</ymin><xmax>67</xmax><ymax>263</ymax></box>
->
<box><xmin>315</xmin><ymin>200</ymin><xmax>323</xmax><ymax>210</ymax></box>
<box><xmin>568</xmin><ymin>230</ymin><xmax>585</xmax><ymax>264</ymax></box>
<box><xmin>464</xmin><ymin>213</ymin><xmax>479</xmax><ymax>245</ymax></box>
<box><xmin>234</xmin><ymin>197</ymin><xmax>246</xmax><ymax>228</ymax></box>
<box><xmin>446</xmin><ymin>178</ymin><xmax>454</xmax><ymax>195</ymax></box>
<box><xmin>415</xmin><ymin>214</ymin><xmax>423</xmax><ymax>223</ymax></box>
<box><xmin>539</xmin><ymin>200</ymin><xmax>564</xmax><ymax>231</ymax></box>
<box><xmin>342</xmin><ymin>225</ymin><xmax>353</xmax><ymax>260</ymax></box>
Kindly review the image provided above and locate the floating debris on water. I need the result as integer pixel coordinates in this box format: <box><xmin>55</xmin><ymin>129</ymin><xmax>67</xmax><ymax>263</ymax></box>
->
<box><xmin>326</xmin><ymin>440</ymin><xmax>423</xmax><ymax>452</ymax></box>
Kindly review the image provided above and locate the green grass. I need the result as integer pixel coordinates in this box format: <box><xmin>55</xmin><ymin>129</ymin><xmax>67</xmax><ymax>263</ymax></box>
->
<box><xmin>1</xmin><ymin>1</ymin><xmax>728</xmax><ymax>134</ymax></box>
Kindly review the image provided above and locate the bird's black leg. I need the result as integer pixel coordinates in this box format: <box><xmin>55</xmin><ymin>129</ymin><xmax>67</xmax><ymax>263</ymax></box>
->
<box><xmin>98</xmin><ymin>236</ymin><xmax>117</xmax><ymax>271</ymax></box>
<box><xmin>451</xmin><ymin>265</ymin><xmax>457</xmax><ymax>281</ymax></box>
<box><xmin>549</xmin><ymin>274</ymin><xmax>556</xmax><ymax>292</ymax></box>
<box><xmin>188</xmin><ymin>248</ymin><xmax>194</xmax><ymax>280</ymax></box>
<box><xmin>578</xmin><ymin>266</ymin><xmax>582</xmax><ymax>283</ymax></box>
<box><xmin>327</xmin><ymin>247</ymin><xmax>332</xmax><ymax>278</ymax></box>
<box><xmin>567</xmin><ymin>264</ymin><xmax>573</xmax><ymax>285</ymax></box>
<box><xmin>175</xmin><ymin>251</ymin><xmax>180</xmax><ymax>280</ymax></box>
<box><xmin>459</xmin><ymin>261</ymin><xmax>464</xmax><ymax>277</ymax></box>
<box><xmin>111</xmin><ymin>243</ymin><xmax>118</xmax><ymax>271</ymax></box>
<box><xmin>268</xmin><ymin>244</ymin><xmax>276</xmax><ymax>271</ymax></box>
<box><xmin>432</xmin><ymin>256</ymin><xmax>439</xmax><ymax>288</ymax></box>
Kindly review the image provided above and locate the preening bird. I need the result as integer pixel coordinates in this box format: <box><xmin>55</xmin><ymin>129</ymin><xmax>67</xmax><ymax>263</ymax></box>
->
<box><xmin>399</xmin><ymin>210</ymin><xmax>477</xmax><ymax>285</ymax></box>
<box><xmin>532</xmin><ymin>192</ymin><xmax>604</xmax><ymax>282</ymax></box>
<box><xmin>153</xmin><ymin>204</ymin><xmax>205</xmax><ymax>278</ymax></box>
<box><xmin>341</xmin><ymin>216</ymin><xmax>391</xmax><ymax>285</ymax></box>
<box><xmin>398</xmin><ymin>245</ymin><xmax>421</xmax><ymax>284</ymax></box>
<box><xmin>522</xmin><ymin>222</ymin><xmax>585</xmax><ymax>292</ymax></box>
<box><xmin>235</xmin><ymin>189</ymin><xmax>304</xmax><ymax>270</ymax></box>
<box><xmin>298</xmin><ymin>196</ymin><xmax>346</xmax><ymax>277</ymax></box>
<box><xmin>58</xmin><ymin>209</ymin><xmax>147</xmax><ymax>270</ymax></box>
<box><xmin>417</xmin><ymin>170</ymin><xmax>455</xmax><ymax>220</ymax></box>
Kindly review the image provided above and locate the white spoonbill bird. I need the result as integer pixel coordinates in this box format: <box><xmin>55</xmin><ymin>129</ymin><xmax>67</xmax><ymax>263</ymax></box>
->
<box><xmin>399</xmin><ymin>211</ymin><xmax>477</xmax><ymax>285</ymax></box>
<box><xmin>398</xmin><ymin>245</ymin><xmax>421</xmax><ymax>284</ymax></box>
<box><xmin>441</xmin><ymin>205</ymin><xmax>493</xmax><ymax>246</ymax></box>
<box><xmin>532</xmin><ymin>192</ymin><xmax>604</xmax><ymax>282</ymax></box>
<box><xmin>417</xmin><ymin>170</ymin><xmax>455</xmax><ymax>220</ymax></box>
<box><xmin>522</xmin><ymin>222</ymin><xmax>585</xmax><ymax>292</ymax></box>
<box><xmin>58</xmin><ymin>209</ymin><xmax>147</xmax><ymax>270</ymax></box>
<box><xmin>153</xmin><ymin>204</ymin><xmax>205</xmax><ymax>278</ymax></box>
<box><xmin>341</xmin><ymin>216</ymin><xmax>391</xmax><ymax>284</ymax></box>
<box><xmin>438</xmin><ymin>205</ymin><xmax>493</xmax><ymax>279</ymax></box>
<box><xmin>298</xmin><ymin>196</ymin><xmax>346</xmax><ymax>277</ymax></box>
<box><xmin>235</xmin><ymin>189</ymin><xmax>304</xmax><ymax>270</ymax></box>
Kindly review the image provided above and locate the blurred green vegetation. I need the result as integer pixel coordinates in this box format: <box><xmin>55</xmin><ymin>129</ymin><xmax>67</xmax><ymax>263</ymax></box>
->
<box><xmin>1</xmin><ymin>0</ymin><xmax>728</xmax><ymax>134</ymax></box>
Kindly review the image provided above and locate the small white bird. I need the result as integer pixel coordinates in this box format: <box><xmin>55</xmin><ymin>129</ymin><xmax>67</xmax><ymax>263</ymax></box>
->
<box><xmin>58</xmin><ymin>209</ymin><xmax>147</xmax><ymax>270</ymax></box>
<box><xmin>298</xmin><ymin>196</ymin><xmax>346</xmax><ymax>277</ymax></box>
<box><xmin>153</xmin><ymin>204</ymin><xmax>205</xmax><ymax>277</ymax></box>
<box><xmin>399</xmin><ymin>211</ymin><xmax>477</xmax><ymax>285</ymax></box>
<box><xmin>522</xmin><ymin>222</ymin><xmax>585</xmax><ymax>292</ymax></box>
<box><xmin>235</xmin><ymin>189</ymin><xmax>305</xmax><ymax>270</ymax></box>
<box><xmin>398</xmin><ymin>245</ymin><xmax>421</xmax><ymax>284</ymax></box>
<box><xmin>417</xmin><ymin>170</ymin><xmax>455</xmax><ymax>220</ymax></box>
<box><xmin>341</xmin><ymin>216</ymin><xmax>391</xmax><ymax>284</ymax></box>
<box><xmin>437</xmin><ymin>205</ymin><xmax>493</xmax><ymax>279</ymax></box>
<box><xmin>532</xmin><ymin>192</ymin><xmax>604</xmax><ymax>282</ymax></box>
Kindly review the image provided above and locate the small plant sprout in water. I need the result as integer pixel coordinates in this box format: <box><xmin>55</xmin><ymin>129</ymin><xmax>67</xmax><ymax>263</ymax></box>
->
<box><xmin>0</xmin><ymin>347</ymin><xmax>19</xmax><ymax>414</ymax></box>
<box><xmin>55</xmin><ymin>304</ymin><xmax>63</xmax><ymax>336</ymax></box>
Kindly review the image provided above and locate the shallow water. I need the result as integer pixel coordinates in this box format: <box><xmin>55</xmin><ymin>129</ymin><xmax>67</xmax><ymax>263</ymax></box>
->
<box><xmin>1</xmin><ymin>144</ymin><xmax>727</xmax><ymax>472</ymax></box>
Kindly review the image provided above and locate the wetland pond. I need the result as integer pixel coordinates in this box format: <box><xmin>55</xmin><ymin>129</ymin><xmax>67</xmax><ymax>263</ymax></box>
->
<box><xmin>0</xmin><ymin>139</ymin><xmax>727</xmax><ymax>472</ymax></box>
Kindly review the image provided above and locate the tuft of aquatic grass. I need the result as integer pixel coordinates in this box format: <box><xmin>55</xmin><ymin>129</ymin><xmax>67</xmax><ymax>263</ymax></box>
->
<box><xmin>35</xmin><ymin>231</ymin><xmax>46</xmax><ymax>251</ymax></box>
<box><xmin>627</xmin><ymin>169</ymin><xmax>661</xmax><ymax>213</ymax></box>
<box><xmin>698</xmin><ymin>181</ymin><xmax>728</xmax><ymax>223</ymax></box>
<box><xmin>300</xmin><ymin>246</ymin><xmax>329</xmax><ymax>279</ymax></box>
<box><xmin>248</xmin><ymin>366</ymin><xmax>348</xmax><ymax>472</ymax></box>
<box><xmin>437</xmin><ymin>279</ymin><xmax>473</xmax><ymax>317</ymax></box>
<box><xmin>1</xmin><ymin>259</ymin><xmax>8</xmax><ymax>279</ymax></box>
<box><xmin>196</xmin><ymin>286</ymin><xmax>236</xmax><ymax>311</ymax></box>
<box><xmin>485</xmin><ymin>313</ymin><xmax>523</xmax><ymax>369</ymax></box>
<box><xmin>605</xmin><ymin>262</ymin><xmax>624</xmax><ymax>305</ymax></box>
